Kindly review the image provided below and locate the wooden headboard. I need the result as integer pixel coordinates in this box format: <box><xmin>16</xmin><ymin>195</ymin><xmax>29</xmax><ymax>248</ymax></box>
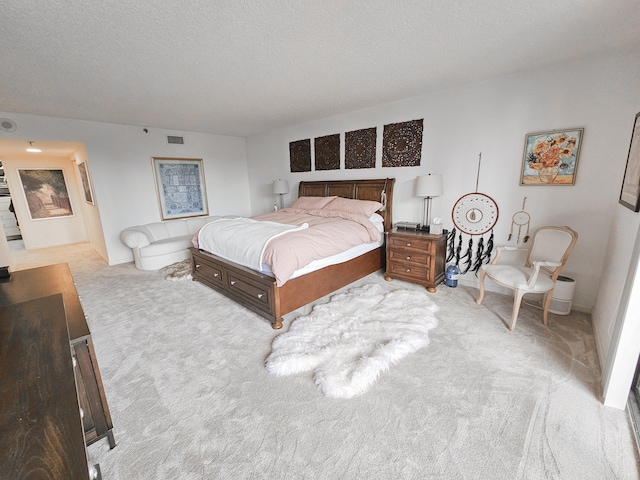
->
<box><xmin>298</xmin><ymin>178</ymin><xmax>395</xmax><ymax>231</ymax></box>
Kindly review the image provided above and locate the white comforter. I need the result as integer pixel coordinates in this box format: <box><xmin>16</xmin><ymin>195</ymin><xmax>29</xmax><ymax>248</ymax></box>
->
<box><xmin>196</xmin><ymin>217</ymin><xmax>308</xmax><ymax>271</ymax></box>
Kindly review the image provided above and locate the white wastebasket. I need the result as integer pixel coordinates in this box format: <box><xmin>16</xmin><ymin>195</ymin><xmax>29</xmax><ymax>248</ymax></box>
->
<box><xmin>545</xmin><ymin>276</ymin><xmax>575</xmax><ymax>315</ymax></box>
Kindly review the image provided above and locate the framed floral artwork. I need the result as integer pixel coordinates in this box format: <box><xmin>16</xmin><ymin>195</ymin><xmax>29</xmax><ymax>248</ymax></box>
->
<box><xmin>520</xmin><ymin>128</ymin><xmax>584</xmax><ymax>185</ymax></box>
<box><xmin>619</xmin><ymin>112</ymin><xmax>640</xmax><ymax>212</ymax></box>
<box><xmin>152</xmin><ymin>157</ymin><xmax>208</xmax><ymax>220</ymax></box>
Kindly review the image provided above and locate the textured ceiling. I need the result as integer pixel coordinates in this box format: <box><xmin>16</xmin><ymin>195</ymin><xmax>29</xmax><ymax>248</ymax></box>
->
<box><xmin>1</xmin><ymin>0</ymin><xmax>639</xmax><ymax>138</ymax></box>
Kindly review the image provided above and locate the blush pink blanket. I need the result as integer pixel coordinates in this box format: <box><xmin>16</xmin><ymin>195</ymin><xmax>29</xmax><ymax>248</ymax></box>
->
<box><xmin>195</xmin><ymin>208</ymin><xmax>381</xmax><ymax>287</ymax></box>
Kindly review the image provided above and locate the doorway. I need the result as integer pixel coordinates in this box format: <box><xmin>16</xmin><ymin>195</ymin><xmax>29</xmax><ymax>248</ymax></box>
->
<box><xmin>0</xmin><ymin>139</ymin><xmax>107</xmax><ymax>261</ymax></box>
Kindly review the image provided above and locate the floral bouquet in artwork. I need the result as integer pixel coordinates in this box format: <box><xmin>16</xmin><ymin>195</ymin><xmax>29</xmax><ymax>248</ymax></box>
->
<box><xmin>521</xmin><ymin>129</ymin><xmax>583</xmax><ymax>185</ymax></box>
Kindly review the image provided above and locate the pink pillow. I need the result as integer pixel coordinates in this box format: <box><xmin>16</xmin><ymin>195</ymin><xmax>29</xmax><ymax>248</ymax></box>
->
<box><xmin>290</xmin><ymin>196</ymin><xmax>337</xmax><ymax>210</ymax></box>
<box><xmin>322</xmin><ymin>197</ymin><xmax>383</xmax><ymax>217</ymax></box>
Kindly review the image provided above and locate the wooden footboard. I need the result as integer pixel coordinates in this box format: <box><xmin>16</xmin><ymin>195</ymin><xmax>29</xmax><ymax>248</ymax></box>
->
<box><xmin>190</xmin><ymin>247</ymin><xmax>384</xmax><ymax>329</ymax></box>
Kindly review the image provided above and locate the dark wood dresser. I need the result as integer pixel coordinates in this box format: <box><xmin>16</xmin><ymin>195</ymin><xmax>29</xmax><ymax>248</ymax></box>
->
<box><xmin>0</xmin><ymin>263</ymin><xmax>114</xmax><ymax>478</ymax></box>
<box><xmin>384</xmin><ymin>228</ymin><xmax>447</xmax><ymax>292</ymax></box>
<box><xmin>0</xmin><ymin>294</ymin><xmax>101</xmax><ymax>479</ymax></box>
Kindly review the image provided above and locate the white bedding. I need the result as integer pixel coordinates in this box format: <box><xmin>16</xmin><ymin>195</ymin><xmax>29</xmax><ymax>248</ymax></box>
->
<box><xmin>197</xmin><ymin>217</ymin><xmax>308</xmax><ymax>271</ymax></box>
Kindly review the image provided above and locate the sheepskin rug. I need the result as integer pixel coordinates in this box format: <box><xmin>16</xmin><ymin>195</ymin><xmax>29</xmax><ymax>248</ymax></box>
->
<box><xmin>160</xmin><ymin>259</ymin><xmax>193</xmax><ymax>281</ymax></box>
<box><xmin>265</xmin><ymin>283</ymin><xmax>439</xmax><ymax>398</ymax></box>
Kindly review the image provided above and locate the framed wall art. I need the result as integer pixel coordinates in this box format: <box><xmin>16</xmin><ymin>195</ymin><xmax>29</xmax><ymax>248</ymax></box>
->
<box><xmin>77</xmin><ymin>161</ymin><xmax>94</xmax><ymax>204</ymax></box>
<box><xmin>18</xmin><ymin>168</ymin><xmax>74</xmax><ymax>220</ymax></box>
<box><xmin>152</xmin><ymin>157</ymin><xmax>208</xmax><ymax>220</ymax></box>
<box><xmin>619</xmin><ymin>112</ymin><xmax>640</xmax><ymax>212</ymax></box>
<box><xmin>520</xmin><ymin>128</ymin><xmax>583</xmax><ymax>185</ymax></box>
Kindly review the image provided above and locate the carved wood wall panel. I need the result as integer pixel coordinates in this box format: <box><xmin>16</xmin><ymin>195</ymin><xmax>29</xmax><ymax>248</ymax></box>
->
<box><xmin>289</xmin><ymin>139</ymin><xmax>312</xmax><ymax>172</ymax></box>
<box><xmin>345</xmin><ymin>127</ymin><xmax>376</xmax><ymax>169</ymax></box>
<box><xmin>314</xmin><ymin>134</ymin><xmax>340</xmax><ymax>171</ymax></box>
<box><xmin>382</xmin><ymin>119</ymin><xmax>423</xmax><ymax>167</ymax></box>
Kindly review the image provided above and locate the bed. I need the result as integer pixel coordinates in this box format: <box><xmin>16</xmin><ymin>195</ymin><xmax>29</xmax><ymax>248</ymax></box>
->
<box><xmin>189</xmin><ymin>178</ymin><xmax>395</xmax><ymax>329</ymax></box>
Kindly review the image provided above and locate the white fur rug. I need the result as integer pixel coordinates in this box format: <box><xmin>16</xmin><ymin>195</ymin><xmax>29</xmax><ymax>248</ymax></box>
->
<box><xmin>265</xmin><ymin>283</ymin><xmax>439</xmax><ymax>398</ymax></box>
<box><xmin>159</xmin><ymin>259</ymin><xmax>192</xmax><ymax>281</ymax></box>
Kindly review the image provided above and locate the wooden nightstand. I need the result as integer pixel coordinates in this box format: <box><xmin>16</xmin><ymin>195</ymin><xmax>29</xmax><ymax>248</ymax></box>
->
<box><xmin>384</xmin><ymin>228</ymin><xmax>447</xmax><ymax>292</ymax></box>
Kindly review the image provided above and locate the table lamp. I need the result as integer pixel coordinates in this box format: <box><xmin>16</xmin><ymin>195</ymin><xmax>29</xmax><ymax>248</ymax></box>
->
<box><xmin>415</xmin><ymin>174</ymin><xmax>443</xmax><ymax>231</ymax></box>
<box><xmin>273</xmin><ymin>179</ymin><xmax>289</xmax><ymax>210</ymax></box>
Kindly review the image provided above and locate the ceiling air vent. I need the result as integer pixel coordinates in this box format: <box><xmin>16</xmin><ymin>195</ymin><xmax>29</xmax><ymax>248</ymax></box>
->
<box><xmin>0</xmin><ymin>118</ymin><xmax>17</xmax><ymax>132</ymax></box>
<box><xmin>167</xmin><ymin>135</ymin><xmax>184</xmax><ymax>145</ymax></box>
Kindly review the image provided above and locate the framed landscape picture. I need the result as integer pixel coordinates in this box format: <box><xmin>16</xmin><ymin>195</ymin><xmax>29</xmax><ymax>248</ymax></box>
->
<box><xmin>520</xmin><ymin>128</ymin><xmax>584</xmax><ymax>185</ymax></box>
<box><xmin>77</xmin><ymin>161</ymin><xmax>94</xmax><ymax>204</ymax></box>
<box><xmin>152</xmin><ymin>157</ymin><xmax>208</xmax><ymax>220</ymax></box>
<box><xmin>619</xmin><ymin>112</ymin><xmax>640</xmax><ymax>212</ymax></box>
<box><xmin>18</xmin><ymin>168</ymin><xmax>74</xmax><ymax>220</ymax></box>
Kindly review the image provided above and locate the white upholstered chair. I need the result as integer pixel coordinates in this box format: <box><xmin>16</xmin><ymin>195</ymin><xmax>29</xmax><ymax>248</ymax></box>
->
<box><xmin>475</xmin><ymin>226</ymin><xmax>578</xmax><ymax>331</ymax></box>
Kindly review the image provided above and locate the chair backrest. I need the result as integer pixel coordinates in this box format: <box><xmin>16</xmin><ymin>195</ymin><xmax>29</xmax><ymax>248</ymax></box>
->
<box><xmin>525</xmin><ymin>226</ymin><xmax>578</xmax><ymax>279</ymax></box>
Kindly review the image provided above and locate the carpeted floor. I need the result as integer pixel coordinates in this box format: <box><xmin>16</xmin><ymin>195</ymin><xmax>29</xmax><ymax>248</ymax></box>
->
<box><xmin>9</xmin><ymin>241</ymin><xmax>640</xmax><ymax>479</ymax></box>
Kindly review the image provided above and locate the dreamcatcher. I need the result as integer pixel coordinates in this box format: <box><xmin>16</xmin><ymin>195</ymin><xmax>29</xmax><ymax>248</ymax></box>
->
<box><xmin>508</xmin><ymin>197</ymin><xmax>531</xmax><ymax>243</ymax></box>
<box><xmin>446</xmin><ymin>153</ymin><xmax>499</xmax><ymax>274</ymax></box>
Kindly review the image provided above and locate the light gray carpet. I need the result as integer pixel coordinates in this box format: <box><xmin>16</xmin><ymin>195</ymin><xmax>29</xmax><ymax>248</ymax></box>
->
<box><xmin>10</xmin><ymin>242</ymin><xmax>640</xmax><ymax>479</ymax></box>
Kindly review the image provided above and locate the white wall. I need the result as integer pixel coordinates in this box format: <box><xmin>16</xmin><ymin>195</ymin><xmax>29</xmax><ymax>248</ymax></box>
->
<box><xmin>71</xmin><ymin>147</ymin><xmax>109</xmax><ymax>262</ymax></box>
<box><xmin>247</xmin><ymin>50</ymin><xmax>640</xmax><ymax>315</ymax></box>
<box><xmin>0</xmin><ymin>113</ymin><xmax>251</xmax><ymax>265</ymax></box>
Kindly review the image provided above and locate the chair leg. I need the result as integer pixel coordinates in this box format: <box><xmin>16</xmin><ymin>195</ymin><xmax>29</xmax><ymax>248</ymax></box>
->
<box><xmin>542</xmin><ymin>290</ymin><xmax>553</xmax><ymax>325</ymax></box>
<box><xmin>476</xmin><ymin>269</ymin><xmax>486</xmax><ymax>305</ymax></box>
<box><xmin>510</xmin><ymin>290</ymin><xmax>526</xmax><ymax>331</ymax></box>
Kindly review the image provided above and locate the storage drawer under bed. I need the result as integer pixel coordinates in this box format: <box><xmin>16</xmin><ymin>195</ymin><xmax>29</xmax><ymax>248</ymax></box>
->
<box><xmin>225</xmin><ymin>270</ymin><xmax>273</xmax><ymax>315</ymax></box>
<box><xmin>191</xmin><ymin>248</ymin><xmax>276</xmax><ymax>318</ymax></box>
<box><xmin>192</xmin><ymin>253</ymin><xmax>224</xmax><ymax>289</ymax></box>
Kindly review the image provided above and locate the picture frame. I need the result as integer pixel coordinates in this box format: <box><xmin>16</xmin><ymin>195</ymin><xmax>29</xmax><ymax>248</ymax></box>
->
<box><xmin>619</xmin><ymin>112</ymin><xmax>640</xmax><ymax>212</ymax></box>
<box><xmin>18</xmin><ymin>168</ymin><xmax>74</xmax><ymax>220</ymax></box>
<box><xmin>520</xmin><ymin>128</ymin><xmax>584</xmax><ymax>185</ymax></box>
<box><xmin>77</xmin><ymin>161</ymin><xmax>94</xmax><ymax>205</ymax></box>
<box><xmin>152</xmin><ymin>157</ymin><xmax>208</xmax><ymax>220</ymax></box>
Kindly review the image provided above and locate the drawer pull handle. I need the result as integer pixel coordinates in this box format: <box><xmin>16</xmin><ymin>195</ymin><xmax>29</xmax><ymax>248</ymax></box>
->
<box><xmin>257</xmin><ymin>293</ymin><xmax>264</xmax><ymax>299</ymax></box>
<box><xmin>406</xmin><ymin>256</ymin><xmax>411</xmax><ymax>260</ymax></box>
<box><xmin>406</xmin><ymin>268</ymin><xmax>411</xmax><ymax>273</ymax></box>
<box><xmin>195</xmin><ymin>263</ymin><xmax>201</xmax><ymax>269</ymax></box>
<box><xmin>214</xmin><ymin>273</ymin><xmax>219</xmax><ymax>277</ymax></box>
<box><xmin>406</xmin><ymin>242</ymin><xmax>411</xmax><ymax>247</ymax></box>
<box><xmin>230</xmin><ymin>280</ymin><xmax>236</xmax><ymax>286</ymax></box>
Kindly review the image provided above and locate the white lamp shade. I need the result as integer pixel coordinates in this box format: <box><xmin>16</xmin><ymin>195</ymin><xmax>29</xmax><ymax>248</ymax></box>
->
<box><xmin>273</xmin><ymin>179</ymin><xmax>289</xmax><ymax>194</ymax></box>
<box><xmin>415</xmin><ymin>174</ymin><xmax>443</xmax><ymax>198</ymax></box>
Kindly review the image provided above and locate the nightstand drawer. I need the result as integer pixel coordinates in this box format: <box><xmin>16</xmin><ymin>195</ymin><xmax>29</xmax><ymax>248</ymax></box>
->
<box><xmin>388</xmin><ymin>235</ymin><xmax>434</xmax><ymax>254</ymax></box>
<box><xmin>388</xmin><ymin>248</ymin><xmax>430</xmax><ymax>265</ymax></box>
<box><xmin>386</xmin><ymin>260</ymin><xmax>429</xmax><ymax>281</ymax></box>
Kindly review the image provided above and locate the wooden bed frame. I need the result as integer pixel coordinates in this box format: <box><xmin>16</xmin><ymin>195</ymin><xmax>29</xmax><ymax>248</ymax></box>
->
<box><xmin>190</xmin><ymin>178</ymin><xmax>395</xmax><ymax>329</ymax></box>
